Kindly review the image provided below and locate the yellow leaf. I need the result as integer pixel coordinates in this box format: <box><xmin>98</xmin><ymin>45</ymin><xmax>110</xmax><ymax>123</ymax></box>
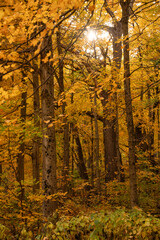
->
<box><xmin>88</xmin><ymin>4</ymin><xmax>95</xmax><ymax>12</ymax></box>
<box><xmin>42</xmin><ymin>56</ymin><xmax>48</xmax><ymax>63</ymax></box>
<box><xmin>0</xmin><ymin>9</ymin><xmax>4</xmax><ymax>19</ymax></box>
<box><xmin>32</xmin><ymin>39</ymin><xmax>39</xmax><ymax>47</ymax></box>
<box><xmin>48</xmin><ymin>123</ymin><xmax>53</xmax><ymax>128</ymax></box>
<box><xmin>44</xmin><ymin>135</ymin><xmax>49</xmax><ymax>138</ymax></box>
<box><xmin>44</xmin><ymin>120</ymin><xmax>50</xmax><ymax>124</ymax></box>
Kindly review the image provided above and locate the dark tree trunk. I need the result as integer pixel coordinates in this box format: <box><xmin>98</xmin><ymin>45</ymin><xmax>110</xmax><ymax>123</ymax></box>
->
<box><xmin>57</xmin><ymin>28</ymin><xmax>70</xmax><ymax>190</ymax></box>
<box><xmin>135</xmin><ymin>47</ymin><xmax>148</xmax><ymax>154</ymax></box>
<box><xmin>99</xmin><ymin>22</ymin><xmax>124</xmax><ymax>182</ymax></box>
<box><xmin>113</xmin><ymin>21</ymin><xmax>125</xmax><ymax>182</ymax></box>
<box><xmin>0</xmin><ymin>163</ymin><xmax>2</xmax><ymax>186</ymax></box>
<box><xmin>73</xmin><ymin>126</ymin><xmax>89</xmax><ymax>181</ymax></box>
<box><xmin>120</xmin><ymin>0</ymin><xmax>138</xmax><ymax>207</ymax></box>
<box><xmin>147</xmin><ymin>85</ymin><xmax>155</xmax><ymax>166</ymax></box>
<box><xmin>40</xmin><ymin>35</ymin><xmax>57</xmax><ymax>217</ymax></box>
<box><xmin>17</xmin><ymin>75</ymin><xmax>27</xmax><ymax>201</ymax></box>
<box><xmin>102</xmin><ymin>0</ymin><xmax>124</xmax><ymax>183</ymax></box>
<box><xmin>157</xmin><ymin>87</ymin><xmax>160</xmax><ymax>163</ymax></box>
<box><xmin>93</xmin><ymin>91</ymin><xmax>100</xmax><ymax>189</ymax></box>
<box><xmin>32</xmin><ymin>56</ymin><xmax>40</xmax><ymax>192</ymax></box>
<box><xmin>90</xmin><ymin>115</ymin><xmax>94</xmax><ymax>187</ymax></box>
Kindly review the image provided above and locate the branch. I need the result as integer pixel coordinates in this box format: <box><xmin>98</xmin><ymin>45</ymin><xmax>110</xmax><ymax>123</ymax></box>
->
<box><xmin>82</xmin><ymin>111</ymin><xmax>104</xmax><ymax>122</ymax></box>
<box><xmin>103</xmin><ymin>0</ymin><xmax>117</xmax><ymax>23</ymax></box>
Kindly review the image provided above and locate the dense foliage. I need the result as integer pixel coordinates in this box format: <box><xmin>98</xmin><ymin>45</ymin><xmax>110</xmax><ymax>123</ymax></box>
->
<box><xmin>1</xmin><ymin>209</ymin><xmax>160</xmax><ymax>239</ymax></box>
<box><xmin>0</xmin><ymin>0</ymin><xmax>160</xmax><ymax>238</ymax></box>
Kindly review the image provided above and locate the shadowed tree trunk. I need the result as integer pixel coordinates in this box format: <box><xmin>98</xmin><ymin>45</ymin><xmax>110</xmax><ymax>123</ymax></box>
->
<box><xmin>102</xmin><ymin>0</ymin><xmax>124</xmax><ymax>183</ymax></box>
<box><xmin>90</xmin><ymin>113</ymin><xmax>94</xmax><ymax>187</ymax></box>
<box><xmin>120</xmin><ymin>0</ymin><xmax>138</xmax><ymax>207</ymax></box>
<box><xmin>57</xmin><ymin>28</ymin><xmax>70</xmax><ymax>191</ymax></box>
<box><xmin>73</xmin><ymin>126</ymin><xmax>89</xmax><ymax>181</ymax></box>
<box><xmin>0</xmin><ymin>162</ymin><xmax>2</xmax><ymax>186</ymax></box>
<box><xmin>147</xmin><ymin>84</ymin><xmax>155</xmax><ymax>166</ymax></box>
<box><xmin>93</xmin><ymin>91</ymin><xmax>100</xmax><ymax>190</ymax></box>
<box><xmin>135</xmin><ymin>46</ymin><xmax>148</xmax><ymax>155</ymax></box>
<box><xmin>17</xmin><ymin>73</ymin><xmax>27</xmax><ymax>201</ymax></box>
<box><xmin>32</xmin><ymin>56</ymin><xmax>40</xmax><ymax>192</ymax></box>
<box><xmin>40</xmin><ymin>34</ymin><xmax>57</xmax><ymax>217</ymax></box>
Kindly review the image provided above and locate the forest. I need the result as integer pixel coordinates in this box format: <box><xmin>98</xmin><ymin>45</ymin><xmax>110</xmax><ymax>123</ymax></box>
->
<box><xmin>0</xmin><ymin>0</ymin><xmax>160</xmax><ymax>239</ymax></box>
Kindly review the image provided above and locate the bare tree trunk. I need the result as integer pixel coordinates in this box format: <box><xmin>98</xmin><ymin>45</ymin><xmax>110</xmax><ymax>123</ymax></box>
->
<box><xmin>32</xmin><ymin>56</ymin><xmax>40</xmax><ymax>192</ymax></box>
<box><xmin>157</xmin><ymin>87</ymin><xmax>160</xmax><ymax>164</ymax></box>
<box><xmin>71</xmin><ymin>62</ymin><xmax>74</xmax><ymax>175</ymax></box>
<box><xmin>147</xmin><ymin>84</ymin><xmax>155</xmax><ymax>166</ymax></box>
<box><xmin>112</xmin><ymin>22</ymin><xmax>125</xmax><ymax>182</ymax></box>
<box><xmin>120</xmin><ymin>0</ymin><xmax>138</xmax><ymax>207</ymax></box>
<box><xmin>0</xmin><ymin>163</ymin><xmax>2</xmax><ymax>186</ymax></box>
<box><xmin>135</xmin><ymin>47</ymin><xmax>148</xmax><ymax>154</ymax></box>
<box><xmin>40</xmin><ymin>34</ymin><xmax>57</xmax><ymax>217</ymax></box>
<box><xmin>90</xmin><ymin>116</ymin><xmax>94</xmax><ymax>187</ymax></box>
<box><xmin>17</xmin><ymin>74</ymin><xmax>27</xmax><ymax>201</ymax></box>
<box><xmin>73</xmin><ymin>126</ymin><xmax>89</xmax><ymax>181</ymax></box>
<box><xmin>57</xmin><ymin>28</ymin><xmax>70</xmax><ymax>191</ymax></box>
<box><xmin>93</xmin><ymin>91</ymin><xmax>100</xmax><ymax>190</ymax></box>
<box><xmin>100</xmin><ymin>32</ymin><xmax>124</xmax><ymax>182</ymax></box>
<box><xmin>103</xmin><ymin>0</ymin><xmax>124</xmax><ymax>183</ymax></box>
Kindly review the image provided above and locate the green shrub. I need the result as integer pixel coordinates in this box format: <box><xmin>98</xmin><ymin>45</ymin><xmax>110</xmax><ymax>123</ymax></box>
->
<box><xmin>41</xmin><ymin>209</ymin><xmax>160</xmax><ymax>240</ymax></box>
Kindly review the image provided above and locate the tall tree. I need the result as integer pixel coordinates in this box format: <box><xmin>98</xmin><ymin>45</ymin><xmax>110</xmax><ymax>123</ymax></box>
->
<box><xmin>16</xmin><ymin>73</ymin><xmax>27</xmax><ymax>201</ymax></box>
<box><xmin>57</xmin><ymin>27</ymin><xmax>70</xmax><ymax>191</ymax></box>
<box><xmin>120</xmin><ymin>0</ymin><xmax>138</xmax><ymax>207</ymax></box>
<box><xmin>32</xmin><ymin>56</ymin><xmax>40</xmax><ymax>192</ymax></box>
<box><xmin>40</xmin><ymin>34</ymin><xmax>57</xmax><ymax>217</ymax></box>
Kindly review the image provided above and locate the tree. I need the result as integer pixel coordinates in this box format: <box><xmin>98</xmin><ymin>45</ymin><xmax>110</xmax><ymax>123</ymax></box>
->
<box><xmin>120</xmin><ymin>0</ymin><xmax>138</xmax><ymax>207</ymax></box>
<box><xmin>40</xmin><ymin>34</ymin><xmax>57</xmax><ymax>217</ymax></box>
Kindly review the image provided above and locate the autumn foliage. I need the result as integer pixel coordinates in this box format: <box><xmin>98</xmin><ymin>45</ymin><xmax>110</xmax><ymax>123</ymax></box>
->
<box><xmin>0</xmin><ymin>0</ymin><xmax>160</xmax><ymax>239</ymax></box>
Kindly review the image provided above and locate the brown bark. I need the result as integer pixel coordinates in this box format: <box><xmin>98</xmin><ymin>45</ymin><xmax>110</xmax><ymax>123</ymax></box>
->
<box><xmin>57</xmin><ymin>28</ymin><xmax>70</xmax><ymax>190</ymax></box>
<box><xmin>120</xmin><ymin>0</ymin><xmax>138</xmax><ymax>207</ymax></box>
<box><xmin>16</xmin><ymin>76</ymin><xmax>27</xmax><ymax>201</ymax></box>
<box><xmin>112</xmin><ymin>23</ymin><xmax>125</xmax><ymax>182</ymax></box>
<box><xmin>135</xmin><ymin>47</ymin><xmax>148</xmax><ymax>154</ymax></box>
<box><xmin>0</xmin><ymin>163</ymin><xmax>2</xmax><ymax>185</ymax></box>
<box><xmin>157</xmin><ymin>87</ymin><xmax>160</xmax><ymax>163</ymax></box>
<box><xmin>93</xmin><ymin>92</ymin><xmax>100</xmax><ymax>189</ymax></box>
<box><xmin>147</xmin><ymin>85</ymin><xmax>155</xmax><ymax>166</ymax></box>
<box><xmin>40</xmin><ymin>34</ymin><xmax>57</xmax><ymax>217</ymax></box>
<box><xmin>32</xmin><ymin>56</ymin><xmax>40</xmax><ymax>192</ymax></box>
<box><xmin>73</xmin><ymin>126</ymin><xmax>89</xmax><ymax>180</ymax></box>
<box><xmin>100</xmin><ymin>35</ymin><xmax>123</xmax><ymax>182</ymax></box>
<box><xmin>90</xmin><ymin>115</ymin><xmax>94</xmax><ymax>187</ymax></box>
<box><xmin>103</xmin><ymin>0</ymin><xmax>126</xmax><ymax>183</ymax></box>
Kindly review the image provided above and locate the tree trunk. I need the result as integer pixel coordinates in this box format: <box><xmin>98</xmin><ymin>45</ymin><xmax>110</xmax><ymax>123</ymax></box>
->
<box><xmin>32</xmin><ymin>56</ymin><xmax>40</xmax><ymax>192</ymax></box>
<box><xmin>57</xmin><ymin>28</ymin><xmax>70</xmax><ymax>191</ymax></box>
<box><xmin>100</xmin><ymin>26</ymin><xmax>124</xmax><ymax>182</ymax></box>
<box><xmin>0</xmin><ymin>163</ymin><xmax>2</xmax><ymax>186</ymax></box>
<box><xmin>157</xmin><ymin>87</ymin><xmax>160</xmax><ymax>164</ymax></box>
<box><xmin>103</xmin><ymin>0</ymin><xmax>124</xmax><ymax>183</ymax></box>
<box><xmin>90</xmin><ymin>115</ymin><xmax>94</xmax><ymax>187</ymax></box>
<box><xmin>40</xmin><ymin>34</ymin><xmax>57</xmax><ymax>217</ymax></box>
<box><xmin>93</xmin><ymin>91</ymin><xmax>100</xmax><ymax>190</ymax></box>
<box><xmin>113</xmin><ymin>22</ymin><xmax>125</xmax><ymax>182</ymax></box>
<box><xmin>120</xmin><ymin>0</ymin><xmax>138</xmax><ymax>207</ymax></box>
<box><xmin>73</xmin><ymin>126</ymin><xmax>89</xmax><ymax>181</ymax></box>
<box><xmin>135</xmin><ymin>47</ymin><xmax>148</xmax><ymax>154</ymax></box>
<box><xmin>147</xmin><ymin>84</ymin><xmax>155</xmax><ymax>166</ymax></box>
<box><xmin>17</xmin><ymin>75</ymin><xmax>27</xmax><ymax>201</ymax></box>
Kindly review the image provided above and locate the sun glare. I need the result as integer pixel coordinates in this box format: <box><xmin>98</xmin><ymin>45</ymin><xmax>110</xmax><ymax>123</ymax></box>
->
<box><xmin>87</xmin><ymin>30</ymin><xmax>97</xmax><ymax>41</ymax></box>
<box><xmin>86</xmin><ymin>29</ymin><xmax>110</xmax><ymax>42</ymax></box>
